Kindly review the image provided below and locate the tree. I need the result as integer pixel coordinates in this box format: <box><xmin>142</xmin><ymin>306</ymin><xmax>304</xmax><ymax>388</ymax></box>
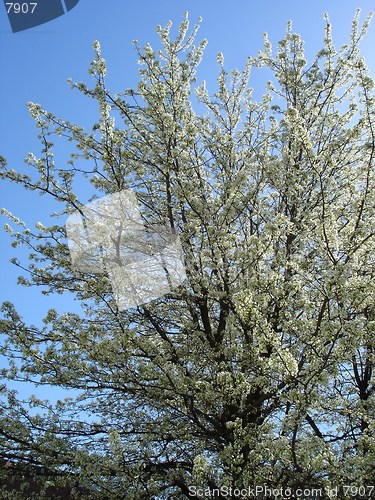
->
<box><xmin>0</xmin><ymin>11</ymin><xmax>374</xmax><ymax>499</ymax></box>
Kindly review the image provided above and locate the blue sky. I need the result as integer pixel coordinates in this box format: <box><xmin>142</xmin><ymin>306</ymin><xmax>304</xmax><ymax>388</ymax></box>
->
<box><xmin>0</xmin><ymin>1</ymin><xmax>375</xmax><ymax>399</ymax></box>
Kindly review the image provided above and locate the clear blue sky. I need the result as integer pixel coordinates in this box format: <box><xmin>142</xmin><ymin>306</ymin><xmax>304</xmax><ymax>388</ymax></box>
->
<box><xmin>0</xmin><ymin>1</ymin><xmax>374</xmax><ymax>399</ymax></box>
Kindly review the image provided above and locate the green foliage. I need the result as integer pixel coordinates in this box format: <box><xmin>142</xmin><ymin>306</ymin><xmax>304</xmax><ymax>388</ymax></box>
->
<box><xmin>0</xmin><ymin>11</ymin><xmax>374</xmax><ymax>498</ymax></box>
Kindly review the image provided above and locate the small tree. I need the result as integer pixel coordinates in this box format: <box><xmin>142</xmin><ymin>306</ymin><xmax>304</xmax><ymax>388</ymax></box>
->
<box><xmin>1</xmin><ymin>11</ymin><xmax>374</xmax><ymax>499</ymax></box>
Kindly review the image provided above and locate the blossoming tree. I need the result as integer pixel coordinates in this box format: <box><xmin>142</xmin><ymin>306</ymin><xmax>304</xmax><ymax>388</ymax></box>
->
<box><xmin>0</xmin><ymin>11</ymin><xmax>374</xmax><ymax>499</ymax></box>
